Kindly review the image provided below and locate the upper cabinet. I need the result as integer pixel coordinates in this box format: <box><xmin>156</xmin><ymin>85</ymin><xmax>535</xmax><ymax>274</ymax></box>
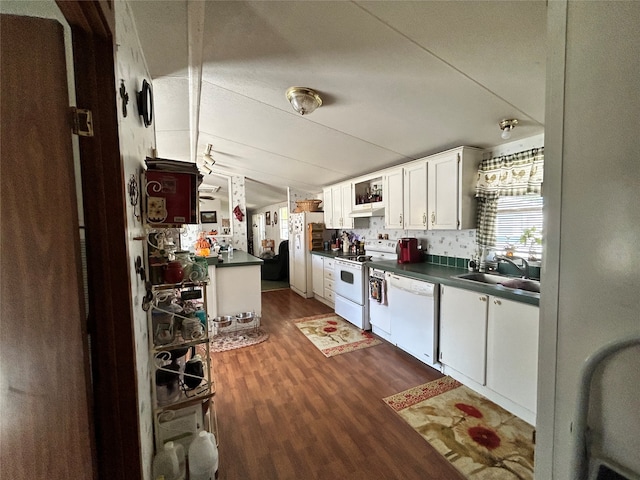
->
<box><xmin>324</xmin><ymin>182</ymin><xmax>354</xmax><ymax>230</ymax></box>
<box><xmin>384</xmin><ymin>168</ymin><xmax>404</xmax><ymax>229</ymax></box>
<box><xmin>323</xmin><ymin>146</ymin><xmax>482</xmax><ymax>232</ymax></box>
<box><xmin>403</xmin><ymin>161</ymin><xmax>429</xmax><ymax>230</ymax></box>
<box><xmin>352</xmin><ymin>175</ymin><xmax>384</xmax><ymax>212</ymax></box>
<box><xmin>427</xmin><ymin>147</ymin><xmax>482</xmax><ymax>230</ymax></box>
<box><xmin>322</xmin><ymin>187</ymin><xmax>333</xmax><ymax>227</ymax></box>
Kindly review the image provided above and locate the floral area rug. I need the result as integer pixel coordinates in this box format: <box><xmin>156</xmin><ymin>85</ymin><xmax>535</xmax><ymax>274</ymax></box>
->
<box><xmin>384</xmin><ymin>376</ymin><xmax>535</xmax><ymax>480</ymax></box>
<box><xmin>209</xmin><ymin>327</ymin><xmax>269</xmax><ymax>353</ymax></box>
<box><xmin>294</xmin><ymin>313</ymin><xmax>381</xmax><ymax>357</ymax></box>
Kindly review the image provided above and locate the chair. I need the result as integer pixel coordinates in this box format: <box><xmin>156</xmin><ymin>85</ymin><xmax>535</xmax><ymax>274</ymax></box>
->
<box><xmin>261</xmin><ymin>239</ymin><xmax>275</xmax><ymax>255</ymax></box>
<box><xmin>261</xmin><ymin>240</ymin><xmax>289</xmax><ymax>281</ymax></box>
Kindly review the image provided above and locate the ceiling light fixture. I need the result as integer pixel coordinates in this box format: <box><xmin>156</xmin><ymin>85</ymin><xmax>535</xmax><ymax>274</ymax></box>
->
<box><xmin>499</xmin><ymin>119</ymin><xmax>519</xmax><ymax>140</ymax></box>
<box><xmin>203</xmin><ymin>143</ymin><xmax>215</xmax><ymax>166</ymax></box>
<box><xmin>286</xmin><ymin>87</ymin><xmax>322</xmax><ymax>115</ymax></box>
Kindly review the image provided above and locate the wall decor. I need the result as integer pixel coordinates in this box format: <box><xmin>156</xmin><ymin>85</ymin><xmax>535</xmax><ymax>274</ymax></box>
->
<box><xmin>200</xmin><ymin>211</ymin><xmax>217</xmax><ymax>223</ymax></box>
<box><xmin>119</xmin><ymin>80</ymin><xmax>129</xmax><ymax>117</ymax></box>
<box><xmin>273</xmin><ymin>211</ymin><xmax>278</xmax><ymax>225</ymax></box>
<box><xmin>265</xmin><ymin>211</ymin><xmax>271</xmax><ymax>226</ymax></box>
<box><xmin>137</xmin><ymin>79</ymin><xmax>153</xmax><ymax>127</ymax></box>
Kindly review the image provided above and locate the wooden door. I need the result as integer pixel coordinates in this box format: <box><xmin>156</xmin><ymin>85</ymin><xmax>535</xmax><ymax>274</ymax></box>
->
<box><xmin>0</xmin><ymin>14</ymin><xmax>96</xmax><ymax>479</ymax></box>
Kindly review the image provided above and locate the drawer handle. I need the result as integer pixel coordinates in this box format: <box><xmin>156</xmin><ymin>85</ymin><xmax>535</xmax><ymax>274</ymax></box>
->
<box><xmin>423</xmin><ymin>212</ymin><xmax>427</xmax><ymax>225</ymax></box>
<box><xmin>431</xmin><ymin>212</ymin><xmax>435</xmax><ymax>225</ymax></box>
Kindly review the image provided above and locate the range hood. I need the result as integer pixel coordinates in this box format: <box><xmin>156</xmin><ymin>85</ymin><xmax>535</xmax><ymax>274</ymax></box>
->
<box><xmin>349</xmin><ymin>206</ymin><xmax>385</xmax><ymax>218</ymax></box>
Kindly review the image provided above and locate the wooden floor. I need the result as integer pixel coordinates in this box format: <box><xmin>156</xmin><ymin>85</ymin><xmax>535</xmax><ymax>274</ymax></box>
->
<box><xmin>212</xmin><ymin>289</ymin><xmax>465</xmax><ymax>480</ymax></box>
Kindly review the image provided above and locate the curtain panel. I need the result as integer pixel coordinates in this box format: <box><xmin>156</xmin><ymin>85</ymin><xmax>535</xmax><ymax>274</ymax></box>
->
<box><xmin>475</xmin><ymin>147</ymin><xmax>544</xmax><ymax>248</ymax></box>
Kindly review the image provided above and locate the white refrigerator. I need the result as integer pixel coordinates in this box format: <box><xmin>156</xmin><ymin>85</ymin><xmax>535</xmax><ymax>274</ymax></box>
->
<box><xmin>289</xmin><ymin>211</ymin><xmax>325</xmax><ymax>298</ymax></box>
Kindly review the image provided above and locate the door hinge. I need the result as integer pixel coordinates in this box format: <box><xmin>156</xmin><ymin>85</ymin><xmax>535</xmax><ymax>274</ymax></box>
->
<box><xmin>70</xmin><ymin>107</ymin><xmax>94</xmax><ymax>137</ymax></box>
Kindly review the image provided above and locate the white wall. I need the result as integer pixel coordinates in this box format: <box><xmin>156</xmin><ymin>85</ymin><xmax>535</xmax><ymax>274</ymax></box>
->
<box><xmin>115</xmin><ymin>2</ymin><xmax>156</xmax><ymax>478</ymax></box>
<box><xmin>538</xmin><ymin>2</ymin><xmax>640</xmax><ymax>479</ymax></box>
<box><xmin>251</xmin><ymin>201</ymin><xmax>288</xmax><ymax>254</ymax></box>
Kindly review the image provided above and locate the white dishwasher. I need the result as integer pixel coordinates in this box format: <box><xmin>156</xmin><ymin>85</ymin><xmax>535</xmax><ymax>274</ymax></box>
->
<box><xmin>388</xmin><ymin>273</ymin><xmax>440</xmax><ymax>369</ymax></box>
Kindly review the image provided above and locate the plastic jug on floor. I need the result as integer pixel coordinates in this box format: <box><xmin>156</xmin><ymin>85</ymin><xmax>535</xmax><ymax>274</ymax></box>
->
<box><xmin>188</xmin><ymin>431</ymin><xmax>218</xmax><ymax>480</ymax></box>
<box><xmin>153</xmin><ymin>441</ymin><xmax>183</xmax><ymax>480</ymax></box>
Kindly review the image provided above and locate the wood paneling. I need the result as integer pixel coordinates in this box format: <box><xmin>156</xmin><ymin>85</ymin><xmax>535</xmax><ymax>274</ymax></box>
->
<box><xmin>213</xmin><ymin>289</ymin><xmax>464</xmax><ymax>479</ymax></box>
<box><xmin>0</xmin><ymin>14</ymin><xmax>95</xmax><ymax>479</ymax></box>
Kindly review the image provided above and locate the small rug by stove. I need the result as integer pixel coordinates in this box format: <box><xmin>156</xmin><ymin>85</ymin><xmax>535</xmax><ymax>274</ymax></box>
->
<box><xmin>294</xmin><ymin>313</ymin><xmax>381</xmax><ymax>357</ymax></box>
<box><xmin>384</xmin><ymin>376</ymin><xmax>535</xmax><ymax>480</ymax></box>
<box><xmin>210</xmin><ymin>327</ymin><xmax>269</xmax><ymax>353</ymax></box>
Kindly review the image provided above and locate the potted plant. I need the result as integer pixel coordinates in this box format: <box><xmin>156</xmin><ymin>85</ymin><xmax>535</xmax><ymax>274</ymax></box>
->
<box><xmin>520</xmin><ymin>227</ymin><xmax>542</xmax><ymax>261</ymax></box>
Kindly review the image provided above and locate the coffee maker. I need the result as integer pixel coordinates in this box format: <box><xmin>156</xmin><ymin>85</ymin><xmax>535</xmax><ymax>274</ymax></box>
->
<box><xmin>397</xmin><ymin>238</ymin><xmax>422</xmax><ymax>264</ymax></box>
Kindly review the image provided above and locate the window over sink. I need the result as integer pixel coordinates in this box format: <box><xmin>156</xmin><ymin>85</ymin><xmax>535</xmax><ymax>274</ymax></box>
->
<box><xmin>495</xmin><ymin>195</ymin><xmax>543</xmax><ymax>260</ymax></box>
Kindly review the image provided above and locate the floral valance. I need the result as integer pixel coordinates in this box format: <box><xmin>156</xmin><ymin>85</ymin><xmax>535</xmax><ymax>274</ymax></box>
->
<box><xmin>476</xmin><ymin>147</ymin><xmax>544</xmax><ymax>198</ymax></box>
<box><xmin>474</xmin><ymin>147</ymin><xmax>544</xmax><ymax>249</ymax></box>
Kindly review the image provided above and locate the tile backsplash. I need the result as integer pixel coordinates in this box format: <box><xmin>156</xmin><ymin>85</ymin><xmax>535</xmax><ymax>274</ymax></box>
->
<box><xmin>337</xmin><ymin>216</ymin><xmax>477</xmax><ymax>259</ymax></box>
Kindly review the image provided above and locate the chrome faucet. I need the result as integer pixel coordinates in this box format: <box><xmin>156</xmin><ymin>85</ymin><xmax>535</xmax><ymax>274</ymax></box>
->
<box><xmin>494</xmin><ymin>254</ymin><xmax>530</xmax><ymax>279</ymax></box>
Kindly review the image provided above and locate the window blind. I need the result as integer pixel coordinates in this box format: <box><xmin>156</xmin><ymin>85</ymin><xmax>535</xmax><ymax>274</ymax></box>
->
<box><xmin>495</xmin><ymin>195</ymin><xmax>543</xmax><ymax>258</ymax></box>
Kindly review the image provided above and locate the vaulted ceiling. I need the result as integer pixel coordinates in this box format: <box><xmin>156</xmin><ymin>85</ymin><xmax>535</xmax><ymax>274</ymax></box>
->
<box><xmin>130</xmin><ymin>1</ymin><xmax>546</xmax><ymax>209</ymax></box>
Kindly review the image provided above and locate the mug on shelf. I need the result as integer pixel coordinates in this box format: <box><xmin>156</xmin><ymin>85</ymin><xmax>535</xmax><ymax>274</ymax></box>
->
<box><xmin>181</xmin><ymin>317</ymin><xmax>204</xmax><ymax>341</ymax></box>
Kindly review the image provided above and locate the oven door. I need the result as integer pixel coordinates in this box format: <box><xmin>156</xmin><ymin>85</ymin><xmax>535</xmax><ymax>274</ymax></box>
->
<box><xmin>333</xmin><ymin>259</ymin><xmax>364</xmax><ymax>305</ymax></box>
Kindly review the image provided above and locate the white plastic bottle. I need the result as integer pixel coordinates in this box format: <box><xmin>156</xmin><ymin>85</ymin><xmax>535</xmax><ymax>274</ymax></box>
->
<box><xmin>188</xmin><ymin>431</ymin><xmax>218</xmax><ymax>480</ymax></box>
<box><xmin>152</xmin><ymin>441</ymin><xmax>180</xmax><ymax>480</ymax></box>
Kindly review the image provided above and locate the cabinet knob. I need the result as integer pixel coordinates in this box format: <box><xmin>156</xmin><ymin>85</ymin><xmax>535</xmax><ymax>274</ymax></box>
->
<box><xmin>480</xmin><ymin>296</ymin><xmax>487</xmax><ymax>302</ymax></box>
<box><xmin>494</xmin><ymin>299</ymin><xmax>502</xmax><ymax>305</ymax></box>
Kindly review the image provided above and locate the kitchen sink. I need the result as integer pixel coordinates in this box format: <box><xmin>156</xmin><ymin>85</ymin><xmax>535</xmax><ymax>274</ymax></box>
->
<box><xmin>455</xmin><ymin>272</ymin><xmax>541</xmax><ymax>294</ymax></box>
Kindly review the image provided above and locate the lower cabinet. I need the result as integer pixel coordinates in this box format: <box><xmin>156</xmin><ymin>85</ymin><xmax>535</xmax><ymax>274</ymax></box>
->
<box><xmin>312</xmin><ymin>255</ymin><xmax>324</xmax><ymax>296</ymax></box>
<box><xmin>439</xmin><ymin>285</ymin><xmax>488</xmax><ymax>385</ymax></box>
<box><xmin>311</xmin><ymin>255</ymin><xmax>335</xmax><ymax>306</ymax></box>
<box><xmin>439</xmin><ymin>284</ymin><xmax>539</xmax><ymax>422</ymax></box>
<box><xmin>487</xmin><ymin>297</ymin><xmax>539</xmax><ymax>414</ymax></box>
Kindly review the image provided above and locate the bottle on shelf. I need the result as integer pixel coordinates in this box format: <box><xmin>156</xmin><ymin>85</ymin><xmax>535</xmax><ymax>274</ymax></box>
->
<box><xmin>188</xmin><ymin>431</ymin><xmax>218</xmax><ymax>480</ymax></box>
<box><xmin>152</xmin><ymin>441</ymin><xmax>183</xmax><ymax>480</ymax></box>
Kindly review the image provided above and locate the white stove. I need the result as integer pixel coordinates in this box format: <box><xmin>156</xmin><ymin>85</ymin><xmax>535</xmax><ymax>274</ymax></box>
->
<box><xmin>333</xmin><ymin>239</ymin><xmax>397</xmax><ymax>330</ymax></box>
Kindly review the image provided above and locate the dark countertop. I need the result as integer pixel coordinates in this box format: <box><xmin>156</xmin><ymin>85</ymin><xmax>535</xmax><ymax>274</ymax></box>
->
<box><xmin>206</xmin><ymin>250</ymin><xmax>263</xmax><ymax>268</ymax></box>
<box><xmin>311</xmin><ymin>250</ymin><xmax>539</xmax><ymax>306</ymax></box>
<box><xmin>311</xmin><ymin>249</ymin><xmax>358</xmax><ymax>260</ymax></box>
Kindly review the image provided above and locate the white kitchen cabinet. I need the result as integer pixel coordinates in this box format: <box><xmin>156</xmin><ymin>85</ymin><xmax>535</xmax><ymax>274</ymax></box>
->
<box><xmin>323</xmin><ymin>257</ymin><xmax>335</xmax><ymax>305</ymax></box>
<box><xmin>340</xmin><ymin>182</ymin><xmax>354</xmax><ymax>229</ymax></box>
<box><xmin>384</xmin><ymin>168</ymin><xmax>404</xmax><ymax>229</ymax></box>
<box><xmin>322</xmin><ymin>187</ymin><xmax>334</xmax><ymax>228</ymax></box>
<box><xmin>312</xmin><ymin>254</ymin><xmax>324</xmax><ymax>296</ymax></box>
<box><xmin>311</xmin><ymin>255</ymin><xmax>335</xmax><ymax>307</ymax></box>
<box><xmin>326</xmin><ymin>182</ymin><xmax>353</xmax><ymax>229</ymax></box>
<box><xmin>439</xmin><ymin>285</ymin><xmax>488</xmax><ymax>385</ymax></box>
<box><xmin>427</xmin><ymin>147</ymin><xmax>482</xmax><ymax>230</ymax></box>
<box><xmin>403</xmin><ymin>161</ymin><xmax>428</xmax><ymax>230</ymax></box>
<box><xmin>487</xmin><ymin>298</ymin><xmax>539</xmax><ymax>414</ymax></box>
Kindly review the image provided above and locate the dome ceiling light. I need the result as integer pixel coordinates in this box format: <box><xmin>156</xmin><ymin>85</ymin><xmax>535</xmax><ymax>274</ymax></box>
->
<box><xmin>286</xmin><ymin>87</ymin><xmax>322</xmax><ymax>115</ymax></box>
<box><xmin>499</xmin><ymin>119</ymin><xmax>519</xmax><ymax>140</ymax></box>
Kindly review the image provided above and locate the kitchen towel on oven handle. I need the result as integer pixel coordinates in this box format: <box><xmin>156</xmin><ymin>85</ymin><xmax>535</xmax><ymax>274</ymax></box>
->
<box><xmin>369</xmin><ymin>277</ymin><xmax>386</xmax><ymax>304</ymax></box>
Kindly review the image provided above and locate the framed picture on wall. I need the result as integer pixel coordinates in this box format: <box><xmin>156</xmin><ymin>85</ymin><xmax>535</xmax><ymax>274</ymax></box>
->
<box><xmin>265</xmin><ymin>211</ymin><xmax>271</xmax><ymax>226</ymax></box>
<box><xmin>200</xmin><ymin>211</ymin><xmax>217</xmax><ymax>223</ymax></box>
